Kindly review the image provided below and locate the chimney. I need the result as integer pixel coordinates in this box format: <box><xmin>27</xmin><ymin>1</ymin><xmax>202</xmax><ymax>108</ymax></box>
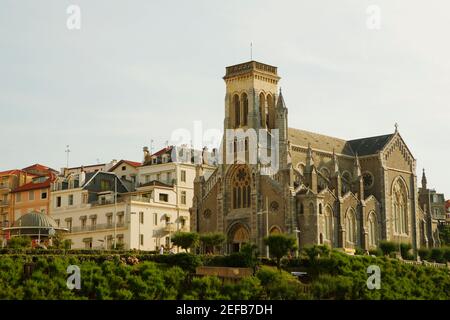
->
<box><xmin>143</xmin><ymin>146</ymin><xmax>150</xmax><ymax>163</ymax></box>
<box><xmin>79</xmin><ymin>169</ymin><xmax>86</xmax><ymax>186</ymax></box>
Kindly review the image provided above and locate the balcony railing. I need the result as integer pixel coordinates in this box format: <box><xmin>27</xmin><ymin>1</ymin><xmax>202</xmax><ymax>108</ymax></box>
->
<box><xmin>0</xmin><ymin>183</ymin><xmax>10</xmax><ymax>190</ymax></box>
<box><xmin>130</xmin><ymin>195</ymin><xmax>152</xmax><ymax>203</ymax></box>
<box><xmin>163</xmin><ymin>224</ymin><xmax>175</xmax><ymax>233</ymax></box>
<box><xmin>70</xmin><ymin>222</ymin><xmax>126</xmax><ymax>233</ymax></box>
<box><xmin>91</xmin><ymin>198</ymin><xmax>125</xmax><ymax>206</ymax></box>
<box><xmin>0</xmin><ymin>200</ymin><xmax>9</xmax><ymax>207</ymax></box>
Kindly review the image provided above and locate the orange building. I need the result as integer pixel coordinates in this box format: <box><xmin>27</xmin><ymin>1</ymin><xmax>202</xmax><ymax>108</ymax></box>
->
<box><xmin>1</xmin><ymin>164</ymin><xmax>58</xmax><ymax>243</ymax></box>
<box><xmin>0</xmin><ymin>169</ymin><xmax>34</xmax><ymax>240</ymax></box>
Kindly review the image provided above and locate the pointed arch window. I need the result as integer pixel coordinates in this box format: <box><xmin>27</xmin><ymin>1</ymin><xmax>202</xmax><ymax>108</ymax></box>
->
<box><xmin>393</xmin><ymin>179</ymin><xmax>408</xmax><ymax>235</ymax></box>
<box><xmin>368</xmin><ymin>211</ymin><xmax>377</xmax><ymax>247</ymax></box>
<box><xmin>233</xmin><ymin>94</ymin><xmax>240</xmax><ymax>128</ymax></box>
<box><xmin>324</xmin><ymin>206</ymin><xmax>333</xmax><ymax>241</ymax></box>
<box><xmin>242</xmin><ymin>93</ymin><xmax>248</xmax><ymax>126</ymax></box>
<box><xmin>232</xmin><ymin>166</ymin><xmax>251</xmax><ymax>209</ymax></box>
<box><xmin>309</xmin><ymin>203</ymin><xmax>315</xmax><ymax>215</ymax></box>
<box><xmin>259</xmin><ymin>93</ymin><xmax>265</xmax><ymax>127</ymax></box>
<box><xmin>266</xmin><ymin>94</ymin><xmax>273</xmax><ymax>129</ymax></box>
<box><xmin>346</xmin><ymin>209</ymin><xmax>356</xmax><ymax>243</ymax></box>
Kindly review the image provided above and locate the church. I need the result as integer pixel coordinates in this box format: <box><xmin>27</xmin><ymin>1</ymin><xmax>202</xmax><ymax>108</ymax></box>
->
<box><xmin>191</xmin><ymin>60</ymin><xmax>440</xmax><ymax>255</ymax></box>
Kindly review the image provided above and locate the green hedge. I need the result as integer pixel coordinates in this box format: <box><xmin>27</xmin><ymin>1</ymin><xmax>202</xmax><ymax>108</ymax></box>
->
<box><xmin>379</xmin><ymin>241</ymin><xmax>398</xmax><ymax>256</ymax></box>
<box><xmin>0</xmin><ymin>254</ymin><xmax>310</xmax><ymax>300</ymax></box>
<box><xmin>0</xmin><ymin>248</ymin><xmax>449</xmax><ymax>299</ymax></box>
<box><xmin>418</xmin><ymin>247</ymin><xmax>450</xmax><ymax>263</ymax></box>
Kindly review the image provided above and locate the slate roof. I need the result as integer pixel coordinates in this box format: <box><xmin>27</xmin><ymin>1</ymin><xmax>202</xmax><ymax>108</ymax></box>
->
<box><xmin>347</xmin><ymin>134</ymin><xmax>394</xmax><ymax>156</ymax></box>
<box><xmin>288</xmin><ymin>128</ymin><xmax>395</xmax><ymax>157</ymax></box>
<box><xmin>288</xmin><ymin>128</ymin><xmax>352</xmax><ymax>155</ymax></box>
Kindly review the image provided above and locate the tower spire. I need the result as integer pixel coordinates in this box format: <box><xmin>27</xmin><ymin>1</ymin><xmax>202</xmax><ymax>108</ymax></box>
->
<box><xmin>421</xmin><ymin>168</ymin><xmax>427</xmax><ymax>190</ymax></box>
<box><xmin>276</xmin><ymin>88</ymin><xmax>286</xmax><ymax>109</ymax></box>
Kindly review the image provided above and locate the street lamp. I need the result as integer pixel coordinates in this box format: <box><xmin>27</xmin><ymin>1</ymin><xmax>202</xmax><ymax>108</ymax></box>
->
<box><xmin>257</xmin><ymin>197</ymin><xmax>269</xmax><ymax>258</ymax></box>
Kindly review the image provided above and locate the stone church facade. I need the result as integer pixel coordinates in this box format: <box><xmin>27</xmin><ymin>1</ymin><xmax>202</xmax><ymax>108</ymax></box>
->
<box><xmin>191</xmin><ymin>60</ymin><xmax>440</xmax><ymax>254</ymax></box>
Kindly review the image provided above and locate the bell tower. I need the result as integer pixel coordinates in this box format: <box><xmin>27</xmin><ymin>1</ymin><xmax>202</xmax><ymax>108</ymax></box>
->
<box><xmin>223</xmin><ymin>61</ymin><xmax>280</xmax><ymax>131</ymax></box>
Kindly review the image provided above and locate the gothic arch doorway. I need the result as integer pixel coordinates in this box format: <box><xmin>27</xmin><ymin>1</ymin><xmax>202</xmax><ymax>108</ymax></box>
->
<box><xmin>269</xmin><ymin>226</ymin><xmax>282</xmax><ymax>235</ymax></box>
<box><xmin>227</xmin><ymin>223</ymin><xmax>250</xmax><ymax>253</ymax></box>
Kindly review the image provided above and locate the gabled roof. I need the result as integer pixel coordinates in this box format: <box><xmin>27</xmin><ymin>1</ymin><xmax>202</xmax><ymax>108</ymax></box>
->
<box><xmin>347</xmin><ymin>134</ymin><xmax>394</xmax><ymax>156</ymax></box>
<box><xmin>22</xmin><ymin>163</ymin><xmax>58</xmax><ymax>173</ymax></box>
<box><xmin>152</xmin><ymin>146</ymin><xmax>173</xmax><ymax>157</ymax></box>
<box><xmin>12</xmin><ymin>175</ymin><xmax>55</xmax><ymax>193</ymax></box>
<box><xmin>289</xmin><ymin>128</ymin><xmax>397</xmax><ymax>157</ymax></box>
<box><xmin>108</xmin><ymin>160</ymin><xmax>141</xmax><ymax>172</ymax></box>
<box><xmin>0</xmin><ymin>169</ymin><xmax>23</xmax><ymax>176</ymax></box>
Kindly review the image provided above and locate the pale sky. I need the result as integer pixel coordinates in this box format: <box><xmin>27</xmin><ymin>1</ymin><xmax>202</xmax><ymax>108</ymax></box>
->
<box><xmin>0</xmin><ymin>1</ymin><xmax>449</xmax><ymax>196</ymax></box>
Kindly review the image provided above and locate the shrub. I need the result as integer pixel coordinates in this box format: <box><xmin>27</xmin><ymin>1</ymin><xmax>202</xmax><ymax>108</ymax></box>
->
<box><xmin>183</xmin><ymin>276</ymin><xmax>227</xmax><ymax>300</ymax></box>
<box><xmin>368</xmin><ymin>248</ymin><xmax>383</xmax><ymax>257</ymax></box>
<box><xmin>203</xmin><ymin>245</ymin><xmax>259</xmax><ymax>270</ymax></box>
<box><xmin>222</xmin><ymin>276</ymin><xmax>264</xmax><ymax>300</ymax></box>
<box><xmin>171</xmin><ymin>232</ymin><xmax>199</xmax><ymax>252</ymax></box>
<box><xmin>199</xmin><ymin>233</ymin><xmax>225</xmax><ymax>254</ymax></box>
<box><xmin>311</xmin><ymin>274</ymin><xmax>354</xmax><ymax>300</ymax></box>
<box><xmin>145</xmin><ymin>253</ymin><xmax>202</xmax><ymax>273</ymax></box>
<box><xmin>379</xmin><ymin>241</ymin><xmax>398</xmax><ymax>256</ymax></box>
<box><xmin>443</xmin><ymin>247</ymin><xmax>450</xmax><ymax>262</ymax></box>
<box><xmin>438</xmin><ymin>225</ymin><xmax>450</xmax><ymax>245</ymax></box>
<box><xmin>264</xmin><ymin>235</ymin><xmax>297</xmax><ymax>270</ymax></box>
<box><xmin>7</xmin><ymin>236</ymin><xmax>32</xmax><ymax>249</ymax></box>
<box><xmin>418</xmin><ymin>248</ymin><xmax>431</xmax><ymax>261</ymax></box>
<box><xmin>430</xmin><ymin>248</ymin><xmax>445</xmax><ymax>263</ymax></box>
<box><xmin>400</xmin><ymin>243</ymin><xmax>414</xmax><ymax>260</ymax></box>
<box><xmin>256</xmin><ymin>266</ymin><xmax>310</xmax><ymax>300</ymax></box>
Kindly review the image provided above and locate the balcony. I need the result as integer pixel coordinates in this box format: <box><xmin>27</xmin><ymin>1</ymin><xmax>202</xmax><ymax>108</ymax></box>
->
<box><xmin>91</xmin><ymin>198</ymin><xmax>125</xmax><ymax>207</ymax></box>
<box><xmin>0</xmin><ymin>200</ymin><xmax>9</xmax><ymax>207</ymax></box>
<box><xmin>163</xmin><ymin>223</ymin><xmax>175</xmax><ymax>233</ymax></box>
<box><xmin>70</xmin><ymin>222</ymin><xmax>126</xmax><ymax>233</ymax></box>
<box><xmin>0</xmin><ymin>183</ymin><xmax>10</xmax><ymax>191</ymax></box>
<box><xmin>130</xmin><ymin>195</ymin><xmax>152</xmax><ymax>203</ymax></box>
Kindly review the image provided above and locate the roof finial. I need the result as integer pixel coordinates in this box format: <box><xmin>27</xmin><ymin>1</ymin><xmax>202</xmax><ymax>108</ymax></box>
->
<box><xmin>394</xmin><ymin>122</ymin><xmax>399</xmax><ymax>133</ymax></box>
<box><xmin>250</xmin><ymin>42</ymin><xmax>253</xmax><ymax>61</ymax></box>
<box><xmin>421</xmin><ymin>168</ymin><xmax>427</xmax><ymax>189</ymax></box>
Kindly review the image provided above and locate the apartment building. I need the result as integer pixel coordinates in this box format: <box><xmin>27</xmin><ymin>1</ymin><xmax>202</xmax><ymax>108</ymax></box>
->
<box><xmin>50</xmin><ymin>169</ymin><xmax>189</xmax><ymax>250</ymax></box>
<box><xmin>0</xmin><ymin>169</ymin><xmax>33</xmax><ymax>239</ymax></box>
<box><xmin>61</xmin><ymin>159</ymin><xmax>119</xmax><ymax>177</ymax></box>
<box><xmin>49</xmin><ymin>147</ymin><xmax>216</xmax><ymax>251</ymax></box>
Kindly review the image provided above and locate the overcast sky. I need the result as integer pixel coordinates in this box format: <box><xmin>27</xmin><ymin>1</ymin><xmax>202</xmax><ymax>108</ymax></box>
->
<box><xmin>0</xmin><ymin>1</ymin><xmax>449</xmax><ymax>196</ymax></box>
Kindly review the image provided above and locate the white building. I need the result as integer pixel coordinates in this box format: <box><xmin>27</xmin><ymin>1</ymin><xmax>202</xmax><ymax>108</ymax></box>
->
<box><xmin>50</xmin><ymin>148</ymin><xmax>216</xmax><ymax>251</ymax></box>
<box><xmin>61</xmin><ymin>159</ymin><xmax>119</xmax><ymax>177</ymax></box>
